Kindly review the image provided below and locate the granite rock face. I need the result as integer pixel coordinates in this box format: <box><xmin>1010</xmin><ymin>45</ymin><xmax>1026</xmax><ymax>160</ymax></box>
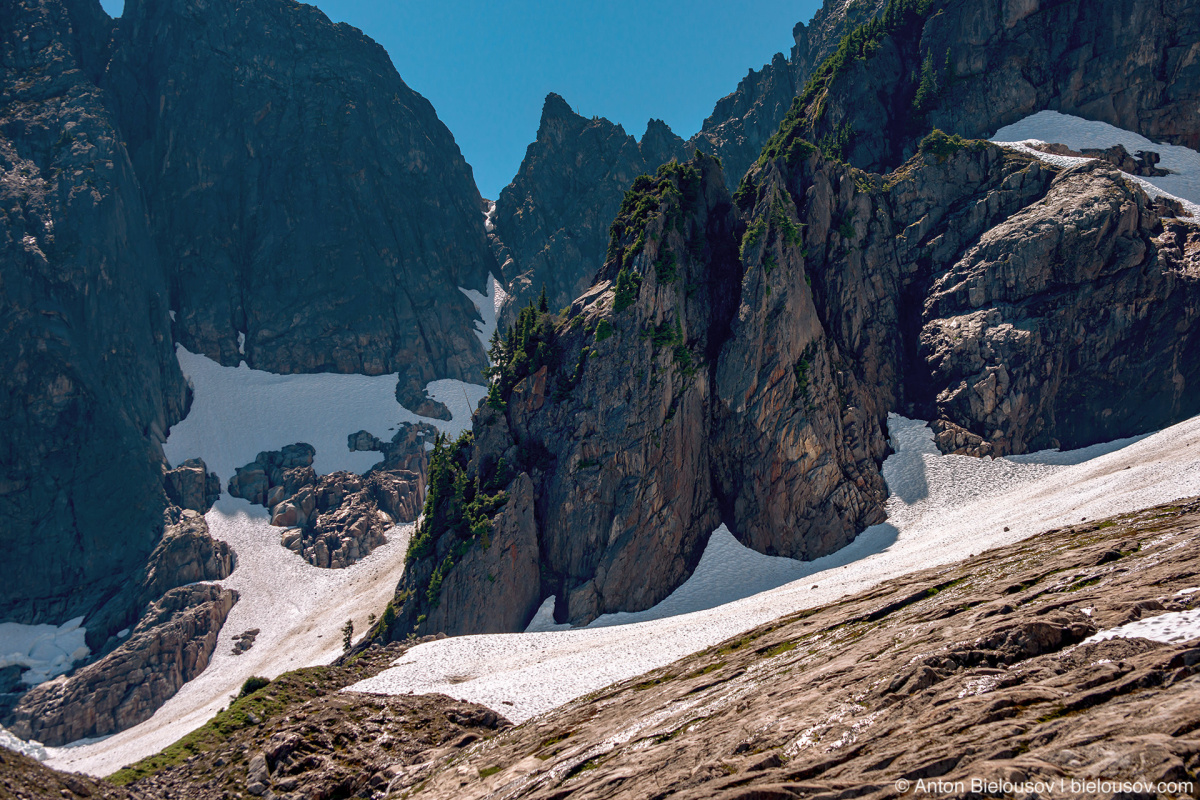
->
<box><xmin>0</xmin><ymin>0</ymin><xmax>189</xmax><ymax>629</ymax></box>
<box><xmin>393</xmin><ymin>140</ymin><xmax>1200</xmax><ymax>635</ymax></box>
<box><xmin>917</xmin><ymin>159</ymin><xmax>1200</xmax><ymax>454</ymax></box>
<box><xmin>6</xmin><ymin>583</ymin><xmax>237</xmax><ymax>746</ymax></box>
<box><xmin>81</xmin><ymin>505</ymin><xmax>236</xmax><ymax>653</ymax></box>
<box><xmin>103</xmin><ymin>0</ymin><xmax>495</xmax><ymax>389</ymax></box>
<box><xmin>3</xmin><ymin>0</ymin><xmax>502</xmax><ymax>644</ymax></box>
<box><xmin>164</xmin><ymin>458</ymin><xmax>221</xmax><ymax>513</ymax></box>
<box><xmin>784</xmin><ymin>0</ymin><xmax>1200</xmax><ymax>174</ymax></box>
<box><xmin>491</xmin><ymin>94</ymin><xmax>689</xmax><ymax>318</ymax></box>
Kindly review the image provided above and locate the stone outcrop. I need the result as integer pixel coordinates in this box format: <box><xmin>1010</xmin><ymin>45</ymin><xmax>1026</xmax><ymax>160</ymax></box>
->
<box><xmin>0</xmin><ymin>0</ymin><xmax>189</xmax><ymax>631</ymax></box>
<box><xmin>103</xmin><ymin>0</ymin><xmax>495</xmax><ymax>388</ymax></box>
<box><xmin>916</xmin><ymin>158</ymin><xmax>1200</xmax><ymax>453</ymax></box>
<box><xmin>394</xmin><ymin>135</ymin><xmax>1200</xmax><ymax>635</ymax></box>
<box><xmin>6</xmin><ymin>583</ymin><xmax>237</xmax><ymax>746</ymax></box>
<box><xmin>398</xmin><ymin>500</ymin><xmax>1200</xmax><ymax>800</ymax></box>
<box><xmin>164</xmin><ymin>458</ymin><xmax>221</xmax><ymax>513</ymax></box>
<box><xmin>230</xmin><ymin>425</ymin><xmax>436</xmax><ymax>568</ymax></box>
<box><xmin>1030</xmin><ymin>142</ymin><xmax>1171</xmax><ymax>177</ymax></box>
<box><xmin>139</xmin><ymin>508</ymin><xmax>235</xmax><ymax>602</ymax></box>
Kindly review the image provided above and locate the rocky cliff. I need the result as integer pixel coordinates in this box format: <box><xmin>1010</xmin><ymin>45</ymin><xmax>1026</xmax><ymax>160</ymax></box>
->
<box><xmin>486</xmin><ymin>0</ymin><xmax>887</xmax><ymax>322</ymax></box>
<box><xmin>490</xmin><ymin>0</ymin><xmax>1199</xmax><ymax>330</ymax></box>
<box><xmin>690</xmin><ymin>0</ymin><xmax>888</xmax><ymax>189</ymax></box>
<box><xmin>772</xmin><ymin>0</ymin><xmax>1200</xmax><ymax>174</ymax></box>
<box><xmin>491</xmin><ymin>94</ymin><xmax>689</xmax><ymax>317</ymax></box>
<box><xmin>7</xmin><ymin>583</ymin><xmax>237</xmax><ymax>746</ymax></box>
<box><xmin>103</xmin><ymin>0</ymin><xmax>496</xmax><ymax>408</ymax></box>
<box><xmin>0</xmin><ymin>0</ymin><xmax>189</xmax><ymax>629</ymax></box>
<box><xmin>2</xmin><ymin>0</ymin><xmax>502</xmax><ymax>641</ymax></box>
<box><xmin>392</xmin><ymin>130</ymin><xmax>1200</xmax><ymax>635</ymax></box>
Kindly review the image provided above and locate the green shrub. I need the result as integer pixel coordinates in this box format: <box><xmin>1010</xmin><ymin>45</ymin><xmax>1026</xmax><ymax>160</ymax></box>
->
<box><xmin>918</xmin><ymin>128</ymin><xmax>968</xmax><ymax>160</ymax></box>
<box><xmin>238</xmin><ymin>676</ymin><xmax>271</xmax><ymax>699</ymax></box>
<box><xmin>613</xmin><ymin>265</ymin><xmax>642</xmax><ymax>312</ymax></box>
<box><xmin>594</xmin><ymin>319</ymin><xmax>614</xmax><ymax>342</ymax></box>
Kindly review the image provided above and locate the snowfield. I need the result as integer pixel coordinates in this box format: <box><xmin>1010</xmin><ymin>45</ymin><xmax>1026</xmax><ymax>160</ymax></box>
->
<box><xmin>1084</xmin><ymin>608</ymin><xmax>1200</xmax><ymax>647</ymax></box>
<box><xmin>34</xmin><ymin>349</ymin><xmax>485</xmax><ymax>775</ymax></box>
<box><xmin>162</xmin><ymin>346</ymin><xmax>484</xmax><ymax>481</ymax></box>
<box><xmin>347</xmin><ymin>414</ymin><xmax>1200</xmax><ymax>724</ymax></box>
<box><xmin>991</xmin><ymin>110</ymin><xmax>1200</xmax><ymax>218</ymax></box>
<box><xmin>36</xmin><ymin>412</ymin><xmax>1200</xmax><ymax>774</ymax></box>
<box><xmin>42</xmin><ymin>504</ymin><xmax>416</xmax><ymax>776</ymax></box>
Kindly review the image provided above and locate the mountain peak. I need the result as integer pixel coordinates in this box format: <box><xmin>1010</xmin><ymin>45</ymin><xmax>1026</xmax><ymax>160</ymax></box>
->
<box><xmin>541</xmin><ymin>92</ymin><xmax>578</xmax><ymax>122</ymax></box>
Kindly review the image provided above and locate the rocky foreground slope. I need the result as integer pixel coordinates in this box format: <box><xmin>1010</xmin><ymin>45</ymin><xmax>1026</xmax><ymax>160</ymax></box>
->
<box><xmin>5</xmin><ymin>497</ymin><xmax>1192</xmax><ymax>799</ymax></box>
<box><xmin>394</xmin><ymin>498</ymin><xmax>1200</xmax><ymax>800</ymax></box>
<box><xmin>394</xmin><ymin>133</ymin><xmax>1200</xmax><ymax>635</ymax></box>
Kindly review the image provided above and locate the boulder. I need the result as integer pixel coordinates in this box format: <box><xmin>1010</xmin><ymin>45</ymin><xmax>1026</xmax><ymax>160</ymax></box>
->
<box><xmin>6</xmin><ymin>584</ymin><xmax>237</xmax><ymax>746</ymax></box>
<box><xmin>164</xmin><ymin>458</ymin><xmax>221</xmax><ymax>513</ymax></box>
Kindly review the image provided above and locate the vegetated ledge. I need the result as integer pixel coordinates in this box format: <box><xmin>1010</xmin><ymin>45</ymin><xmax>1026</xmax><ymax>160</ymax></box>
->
<box><xmin>397</xmin><ymin>497</ymin><xmax>1200</xmax><ymax>799</ymax></box>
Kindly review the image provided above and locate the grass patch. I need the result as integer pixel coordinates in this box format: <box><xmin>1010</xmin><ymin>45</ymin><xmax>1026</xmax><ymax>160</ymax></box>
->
<box><xmin>478</xmin><ymin>766</ymin><xmax>502</xmax><ymax>778</ymax></box>
<box><xmin>109</xmin><ymin>667</ymin><xmax>338</xmax><ymax>785</ymax></box>
<box><xmin>762</xmin><ymin>641</ymin><xmax>797</xmax><ymax>658</ymax></box>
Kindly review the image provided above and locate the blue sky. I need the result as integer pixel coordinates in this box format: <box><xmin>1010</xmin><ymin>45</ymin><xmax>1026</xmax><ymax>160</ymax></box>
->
<box><xmin>97</xmin><ymin>1</ymin><xmax>822</xmax><ymax>199</ymax></box>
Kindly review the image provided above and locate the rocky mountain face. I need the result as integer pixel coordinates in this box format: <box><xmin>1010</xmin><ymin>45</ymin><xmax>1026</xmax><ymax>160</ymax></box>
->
<box><xmin>490</xmin><ymin>0</ymin><xmax>1199</xmax><ymax>336</ymax></box>
<box><xmin>393</xmin><ymin>130</ymin><xmax>1200</xmax><ymax>635</ymax></box>
<box><xmin>487</xmin><ymin>0</ymin><xmax>887</xmax><ymax>323</ymax></box>
<box><xmin>0</xmin><ymin>506</ymin><xmax>235</xmax><ymax>739</ymax></box>
<box><xmin>393</xmin><ymin>154</ymin><xmax>895</xmax><ymax>634</ymax></box>
<box><xmin>2</xmin><ymin>0</ymin><xmax>499</xmax><ymax>645</ymax></box>
<box><xmin>103</xmin><ymin>0</ymin><xmax>496</xmax><ymax>409</ymax></box>
<box><xmin>7</xmin><ymin>583</ymin><xmax>237</xmax><ymax>746</ymax></box>
<box><xmin>394</xmin><ymin>500</ymin><xmax>1200</xmax><ymax>800</ymax></box>
<box><xmin>776</xmin><ymin>0</ymin><xmax>1200</xmax><ymax>174</ymax></box>
<box><xmin>0</xmin><ymin>0</ymin><xmax>190</xmax><ymax>630</ymax></box>
<box><xmin>690</xmin><ymin>0</ymin><xmax>888</xmax><ymax>189</ymax></box>
<box><xmin>490</xmin><ymin>94</ymin><xmax>690</xmax><ymax>317</ymax></box>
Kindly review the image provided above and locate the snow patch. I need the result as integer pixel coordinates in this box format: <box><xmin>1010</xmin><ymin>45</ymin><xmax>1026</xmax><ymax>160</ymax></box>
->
<box><xmin>483</xmin><ymin>200</ymin><xmax>497</xmax><ymax>232</ymax></box>
<box><xmin>0</xmin><ymin>726</ymin><xmax>47</xmax><ymax>761</ymax></box>
<box><xmin>0</xmin><ymin>617</ymin><xmax>89</xmax><ymax>687</ymax></box>
<box><xmin>236</xmin><ymin>331</ymin><xmax>246</xmax><ymax>356</ymax></box>
<box><xmin>163</xmin><ymin>345</ymin><xmax>480</xmax><ymax>484</ymax></box>
<box><xmin>1083</xmin><ymin>609</ymin><xmax>1200</xmax><ymax>646</ymax></box>
<box><xmin>992</xmin><ymin>110</ymin><xmax>1200</xmax><ymax>218</ymax></box>
<box><xmin>458</xmin><ymin>274</ymin><xmax>507</xmax><ymax>354</ymax></box>
<box><xmin>347</xmin><ymin>413</ymin><xmax>1200</xmax><ymax>724</ymax></box>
